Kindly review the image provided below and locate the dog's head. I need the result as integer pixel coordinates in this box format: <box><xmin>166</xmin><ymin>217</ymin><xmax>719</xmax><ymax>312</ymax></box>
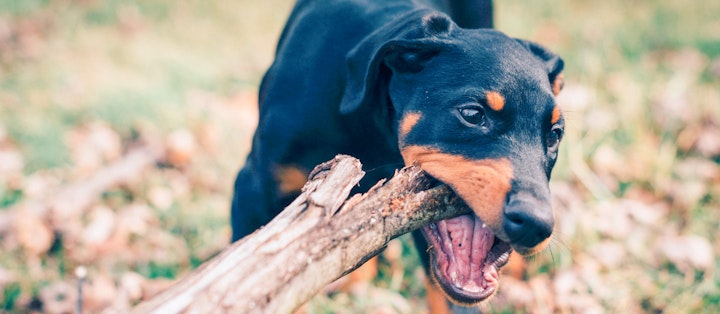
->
<box><xmin>341</xmin><ymin>11</ymin><xmax>564</xmax><ymax>304</ymax></box>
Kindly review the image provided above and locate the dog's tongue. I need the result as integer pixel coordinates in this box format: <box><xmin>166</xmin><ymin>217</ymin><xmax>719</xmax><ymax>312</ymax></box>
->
<box><xmin>422</xmin><ymin>213</ymin><xmax>511</xmax><ymax>302</ymax></box>
<box><xmin>436</xmin><ymin>215</ymin><xmax>495</xmax><ymax>291</ymax></box>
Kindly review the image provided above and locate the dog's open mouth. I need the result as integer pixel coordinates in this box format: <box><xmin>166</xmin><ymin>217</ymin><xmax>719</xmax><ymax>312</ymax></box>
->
<box><xmin>420</xmin><ymin>213</ymin><xmax>512</xmax><ymax>304</ymax></box>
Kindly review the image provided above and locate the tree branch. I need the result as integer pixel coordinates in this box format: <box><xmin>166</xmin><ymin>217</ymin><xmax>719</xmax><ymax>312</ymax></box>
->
<box><xmin>133</xmin><ymin>155</ymin><xmax>470</xmax><ymax>313</ymax></box>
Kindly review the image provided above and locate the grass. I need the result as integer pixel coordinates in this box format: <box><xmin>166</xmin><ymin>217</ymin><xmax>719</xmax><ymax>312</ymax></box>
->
<box><xmin>0</xmin><ymin>0</ymin><xmax>718</xmax><ymax>312</ymax></box>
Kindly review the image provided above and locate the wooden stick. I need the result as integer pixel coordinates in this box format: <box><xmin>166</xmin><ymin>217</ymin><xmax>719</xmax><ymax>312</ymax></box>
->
<box><xmin>134</xmin><ymin>155</ymin><xmax>470</xmax><ymax>313</ymax></box>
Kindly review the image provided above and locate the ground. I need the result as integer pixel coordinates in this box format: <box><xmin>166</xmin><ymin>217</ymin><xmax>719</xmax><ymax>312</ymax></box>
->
<box><xmin>0</xmin><ymin>0</ymin><xmax>719</xmax><ymax>313</ymax></box>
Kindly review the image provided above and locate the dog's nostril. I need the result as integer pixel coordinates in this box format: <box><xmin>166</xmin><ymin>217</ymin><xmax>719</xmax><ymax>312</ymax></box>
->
<box><xmin>506</xmin><ymin>212</ymin><xmax>525</xmax><ymax>225</ymax></box>
<box><xmin>503</xmin><ymin>209</ymin><xmax>553</xmax><ymax>248</ymax></box>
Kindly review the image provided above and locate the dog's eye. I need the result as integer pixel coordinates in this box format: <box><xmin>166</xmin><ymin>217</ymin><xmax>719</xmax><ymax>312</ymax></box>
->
<box><xmin>547</xmin><ymin>126</ymin><xmax>564</xmax><ymax>151</ymax></box>
<box><xmin>458</xmin><ymin>106</ymin><xmax>485</xmax><ymax>126</ymax></box>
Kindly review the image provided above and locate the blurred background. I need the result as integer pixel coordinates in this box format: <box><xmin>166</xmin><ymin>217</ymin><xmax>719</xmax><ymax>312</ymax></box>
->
<box><xmin>0</xmin><ymin>0</ymin><xmax>718</xmax><ymax>313</ymax></box>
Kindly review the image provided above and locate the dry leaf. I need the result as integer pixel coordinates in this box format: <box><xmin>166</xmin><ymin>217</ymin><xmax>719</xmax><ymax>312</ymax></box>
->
<box><xmin>528</xmin><ymin>275</ymin><xmax>555</xmax><ymax>313</ymax></box>
<box><xmin>621</xmin><ymin>199</ymin><xmax>668</xmax><ymax>226</ymax></box>
<box><xmin>147</xmin><ymin>186</ymin><xmax>174</xmax><ymax>211</ymax></box>
<box><xmin>116</xmin><ymin>203</ymin><xmax>154</xmax><ymax>237</ymax></box>
<box><xmin>23</xmin><ymin>173</ymin><xmax>60</xmax><ymax>199</ymax></box>
<box><xmin>0</xmin><ymin>210</ymin><xmax>14</xmax><ymax>236</ymax></box>
<box><xmin>674</xmin><ymin>157</ymin><xmax>720</xmax><ymax>182</ymax></box>
<box><xmin>589</xmin><ymin>241</ymin><xmax>626</xmax><ymax>269</ymax></box>
<box><xmin>165</xmin><ymin>129</ymin><xmax>197</xmax><ymax>167</ymax></box>
<box><xmin>84</xmin><ymin>274</ymin><xmax>117</xmax><ymax>312</ymax></box>
<box><xmin>38</xmin><ymin>281</ymin><xmax>76</xmax><ymax>314</ymax></box>
<box><xmin>584</xmin><ymin>107</ymin><xmax>618</xmax><ymax>135</ymax></box>
<box><xmin>120</xmin><ymin>272</ymin><xmax>146</xmax><ymax>302</ymax></box>
<box><xmin>555</xmin><ymin>82</ymin><xmax>594</xmax><ymax>113</ymax></box>
<box><xmin>0</xmin><ymin>146</ymin><xmax>23</xmax><ymax>179</ymax></box>
<box><xmin>668</xmin><ymin>180</ymin><xmax>708</xmax><ymax>212</ymax></box>
<box><xmin>710</xmin><ymin>57</ymin><xmax>720</xmax><ymax>79</ymax></box>
<box><xmin>590</xmin><ymin>201</ymin><xmax>633</xmax><ymax>239</ymax></box>
<box><xmin>383</xmin><ymin>239</ymin><xmax>402</xmax><ymax>262</ymax></box>
<box><xmin>0</xmin><ymin>267</ymin><xmax>15</xmax><ymax>287</ymax></box>
<box><xmin>13</xmin><ymin>207</ymin><xmax>54</xmax><ymax>256</ymax></box>
<box><xmin>494</xmin><ymin>277</ymin><xmax>534</xmax><ymax>308</ymax></box>
<box><xmin>553</xmin><ymin>270</ymin><xmax>579</xmax><ymax>298</ymax></box>
<box><xmin>66</xmin><ymin>122</ymin><xmax>122</xmax><ymax>175</ymax></box>
<box><xmin>656</xmin><ymin>234</ymin><xmax>714</xmax><ymax>273</ymax></box>
<box><xmin>695</xmin><ymin>123</ymin><xmax>720</xmax><ymax>157</ymax></box>
<box><xmin>82</xmin><ymin>205</ymin><xmax>116</xmax><ymax>245</ymax></box>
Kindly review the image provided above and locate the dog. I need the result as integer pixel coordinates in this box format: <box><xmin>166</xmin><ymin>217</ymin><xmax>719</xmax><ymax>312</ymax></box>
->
<box><xmin>231</xmin><ymin>0</ymin><xmax>564</xmax><ymax>311</ymax></box>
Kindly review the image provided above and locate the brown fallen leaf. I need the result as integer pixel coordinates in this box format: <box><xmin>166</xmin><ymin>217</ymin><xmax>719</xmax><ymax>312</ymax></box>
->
<box><xmin>66</xmin><ymin>121</ymin><xmax>122</xmax><ymax>175</ymax></box>
<box><xmin>0</xmin><ymin>146</ymin><xmax>23</xmax><ymax>182</ymax></box>
<box><xmin>147</xmin><ymin>186</ymin><xmax>174</xmax><ymax>211</ymax></box>
<box><xmin>13</xmin><ymin>206</ymin><xmax>54</xmax><ymax>256</ymax></box>
<box><xmin>165</xmin><ymin>129</ymin><xmax>197</xmax><ymax>167</ymax></box>
<box><xmin>589</xmin><ymin>240</ymin><xmax>626</xmax><ymax>269</ymax></box>
<box><xmin>492</xmin><ymin>277</ymin><xmax>534</xmax><ymax>309</ymax></box>
<box><xmin>656</xmin><ymin>234</ymin><xmax>714</xmax><ymax>274</ymax></box>
<box><xmin>84</xmin><ymin>273</ymin><xmax>117</xmax><ymax>313</ymax></box>
<box><xmin>695</xmin><ymin>123</ymin><xmax>720</xmax><ymax>158</ymax></box>
<box><xmin>120</xmin><ymin>271</ymin><xmax>147</xmax><ymax>303</ymax></box>
<box><xmin>38</xmin><ymin>281</ymin><xmax>76</xmax><ymax>314</ymax></box>
<box><xmin>82</xmin><ymin>205</ymin><xmax>116</xmax><ymax>246</ymax></box>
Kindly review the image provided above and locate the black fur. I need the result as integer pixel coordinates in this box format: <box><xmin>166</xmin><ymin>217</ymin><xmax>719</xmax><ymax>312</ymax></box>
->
<box><xmin>231</xmin><ymin>0</ymin><xmax>563</xmax><ymax>310</ymax></box>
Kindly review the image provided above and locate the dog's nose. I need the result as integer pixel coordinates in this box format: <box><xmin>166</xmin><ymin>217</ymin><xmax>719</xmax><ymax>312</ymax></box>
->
<box><xmin>503</xmin><ymin>196</ymin><xmax>554</xmax><ymax>250</ymax></box>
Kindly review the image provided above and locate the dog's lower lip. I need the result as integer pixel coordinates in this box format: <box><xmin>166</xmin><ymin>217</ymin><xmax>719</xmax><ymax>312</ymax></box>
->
<box><xmin>421</xmin><ymin>214</ymin><xmax>512</xmax><ymax>303</ymax></box>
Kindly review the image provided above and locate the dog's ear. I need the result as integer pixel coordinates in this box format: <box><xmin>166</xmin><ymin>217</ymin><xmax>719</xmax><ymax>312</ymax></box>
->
<box><xmin>515</xmin><ymin>39</ymin><xmax>565</xmax><ymax>96</ymax></box>
<box><xmin>340</xmin><ymin>11</ymin><xmax>454</xmax><ymax>114</ymax></box>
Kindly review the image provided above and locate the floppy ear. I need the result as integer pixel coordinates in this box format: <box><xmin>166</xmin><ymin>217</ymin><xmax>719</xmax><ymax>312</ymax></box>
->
<box><xmin>340</xmin><ymin>11</ymin><xmax>454</xmax><ymax>114</ymax></box>
<box><xmin>515</xmin><ymin>39</ymin><xmax>565</xmax><ymax>96</ymax></box>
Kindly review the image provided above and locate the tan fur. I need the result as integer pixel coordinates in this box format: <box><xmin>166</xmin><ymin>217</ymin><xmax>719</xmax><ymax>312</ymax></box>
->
<box><xmin>399</xmin><ymin>112</ymin><xmax>421</xmax><ymax>142</ymax></box>
<box><xmin>400</xmin><ymin>145</ymin><xmax>513</xmax><ymax>233</ymax></box>
<box><xmin>503</xmin><ymin>251</ymin><xmax>527</xmax><ymax>279</ymax></box>
<box><xmin>425</xmin><ymin>275</ymin><xmax>452</xmax><ymax>314</ymax></box>
<box><xmin>486</xmin><ymin>91</ymin><xmax>505</xmax><ymax>111</ymax></box>
<box><xmin>516</xmin><ymin>235</ymin><xmax>551</xmax><ymax>256</ymax></box>
<box><xmin>274</xmin><ymin>165</ymin><xmax>308</xmax><ymax>195</ymax></box>
<box><xmin>551</xmin><ymin>105</ymin><xmax>561</xmax><ymax>125</ymax></box>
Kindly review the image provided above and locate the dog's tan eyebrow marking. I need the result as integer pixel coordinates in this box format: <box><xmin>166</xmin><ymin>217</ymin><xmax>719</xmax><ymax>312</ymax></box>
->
<box><xmin>399</xmin><ymin>112</ymin><xmax>421</xmax><ymax>141</ymax></box>
<box><xmin>486</xmin><ymin>91</ymin><xmax>505</xmax><ymax>111</ymax></box>
<box><xmin>551</xmin><ymin>105</ymin><xmax>561</xmax><ymax>124</ymax></box>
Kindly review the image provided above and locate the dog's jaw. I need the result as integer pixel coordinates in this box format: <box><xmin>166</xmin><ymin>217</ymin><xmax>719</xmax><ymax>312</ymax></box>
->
<box><xmin>420</xmin><ymin>214</ymin><xmax>512</xmax><ymax>304</ymax></box>
<box><xmin>399</xmin><ymin>144</ymin><xmax>516</xmax><ymax>304</ymax></box>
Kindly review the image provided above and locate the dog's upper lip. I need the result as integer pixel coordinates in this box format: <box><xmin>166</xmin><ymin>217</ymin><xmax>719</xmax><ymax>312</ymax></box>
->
<box><xmin>420</xmin><ymin>213</ymin><xmax>512</xmax><ymax>304</ymax></box>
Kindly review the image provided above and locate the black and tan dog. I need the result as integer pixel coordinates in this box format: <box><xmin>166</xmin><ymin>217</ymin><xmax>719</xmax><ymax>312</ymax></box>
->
<box><xmin>231</xmin><ymin>0</ymin><xmax>564</xmax><ymax>311</ymax></box>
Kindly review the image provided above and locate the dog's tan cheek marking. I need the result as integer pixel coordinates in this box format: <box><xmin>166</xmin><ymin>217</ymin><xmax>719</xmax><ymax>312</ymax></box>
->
<box><xmin>398</xmin><ymin>112</ymin><xmax>421</xmax><ymax>143</ymax></box>
<box><xmin>551</xmin><ymin>105</ymin><xmax>561</xmax><ymax>125</ymax></box>
<box><xmin>401</xmin><ymin>145</ymin><xmax>513</xmax><ymax>230</ymax></box>
<box><xmin>486</xmin><ymin>91</ymin><xmax>505</xmax><ymax>112</ymax></box>
<box><xmin>425</xmin><ymin>275</ymin><xmax>451</xmax><ymax>314</ymax></box>
<box><xmin>552</xmin><ymin>73</ymin><xmax>564</xmax><ymax>96</ymax></box>
<box><xmin>274</xmin><ymin>165</ymin><xmax>308</xmax><ymax>196</ymax></box>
